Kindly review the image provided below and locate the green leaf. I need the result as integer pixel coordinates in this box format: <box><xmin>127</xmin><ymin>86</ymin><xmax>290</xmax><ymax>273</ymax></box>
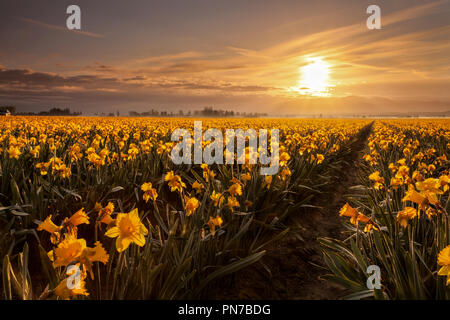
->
<box><xmin>192</xmin><ymin>250</ymin><xmax>265</xmax><ymax>297</ymax></box>
<box><xmin>2</xmin><ymin>255</ymin><xmax>12</xmax><ymax>300</ymax></box>
<box><xmin>38</xmin><ymin>245</ymin><xmax>58</xmax><ymax>290</ymax></box>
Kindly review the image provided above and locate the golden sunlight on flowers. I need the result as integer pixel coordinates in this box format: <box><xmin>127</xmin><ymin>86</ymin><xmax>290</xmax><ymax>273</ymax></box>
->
<box><xmin>105</xmin><ymin>209</ymin><xmax>148</xmax><ymax>252</ymax></box>
<box><xmin>3</xmin><ymin>116</ymin><xmax>448</xmax><ymax>300</ymax></box>
<box><xmin>184</xmin><ymin>196</ymin><xmax>200</xmax><ymax>216</ymax></box>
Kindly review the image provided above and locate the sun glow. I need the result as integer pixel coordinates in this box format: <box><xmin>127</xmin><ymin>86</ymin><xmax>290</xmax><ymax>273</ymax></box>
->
<box><xmin>291</xmin><ymin>57</ymin><xmax>332</xmax><ymax>97</ymax></box>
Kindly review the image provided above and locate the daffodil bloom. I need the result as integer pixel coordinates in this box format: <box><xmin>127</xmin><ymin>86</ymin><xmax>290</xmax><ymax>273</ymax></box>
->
<box><xmin>37</xmin><ymin>215</ymin><xmax>62</xmax><ymax>234</ymax></box>
<box><xmin>97</xmin><ymin>202</ymin><xmax>115</xmax><ymax>225</ymax></box>
<box><xmin>208</xmin><ymin>216</ymin><xmax>223</xmax><ymax>236</ymax></box>
<box><xmin>141</xmin><ymin>182</ymin><xmax>158</xmax><ymax>202</ymax></box>
<box><xmin>403</xmin><ymin>147</ymin><xmax>411</xmax><ymax>157</ymax></box>
<box><xmin>30</xmin><ymin>146</ymin><xmax>40</xmax><ymax>158</ymax></box>
<box><xmin>362</xmin><ymin>221</ymin><xmax>378</xmax><ymax>232</ymax></box>
<box><xmin>230</xmin><ymin>177</ymin><xmax>241</xmax><ymax>185</ymax></box>
<box><xmin>205</xmin><ymin>169</ymin><xmax>216</xmax><ymax>182</ymax></box>
<box><xmin>402</xmin><ymin>185</ymin><xmax>428</xmax><ymax>210</ymax></box>
<box><xmin>165</xmin><ymin>171</ymin><xmax>186</xmax><ymax>193</ymax></box>
<box><xmin>340</xmin><ymin>204</ymin><xmax>378</xmax><ymax>232</ymax></box>
<box><xmin>37</xmin><ymin>215</ymin><xmax>62</xmax><ymax>244</ymax></box>
<box><xmin>53</xmin><ymin>236</ymin><xmax>87</xmax><ymax>268</ymax></box>
<box><xmin>184</xmin><ymin>196</ymin><xmax>199</xmax><ymax>216</ymax></box>
<box><xmin>226</xmin><ymin>196</ymin><xmax>240</xmax><ymax>212</ymax></box>
<box><xmin>88</xmin><ymin>153</ymin><xmax>105</xmax><ymax>167</ymax></box>
<box><xmin>388</xmin><ymin>163</ymin><xmax>398</xmax><ymax>173</ymax></box>
<box><xmin>428</xmin><ymin>164</ymin><xmax>436</xmax><ymax>173</ymax></box>
<box><xmin>8</xmin><ymin>146</ymin><xmax>21</xmax><ymax>159</ymax></box>
<box><xmin>415</xmin><ymin>178</ymin><xmax>443</xmax><ymax>195</ymax></box>
<box><xmin>280</xmin><ymin>167</ymin><xmax>291</xmax><ymax>181</ymax></box>
<box><xmin>228</xmin><ymin>183</ymin><xmax>242</xmax><ymax>196</ymax></box>
<box><xmin>192</xmin><ymin>181</ymin><xmax>205</xmax><ymax>193</ymax></box>
<box><xmin>36</xmin><ymin>162</ymin><xmax>50</xmax><ymax>175</ymax></box>
<box><xmin>316</xmin><ymin>154</ymin><xmax>324</xmax><ymax>164</ymax></box>
<box><xmin>355</xmin><ymin>212</ymin><xmax>379</xmax><ymax>232</ymax></box>
<box><xmin>390</xmin><ymin>177</ymin><xmax>403</xmax><ymax>189</ymax></box>
<box><xmin>79</xmin><ymin>241</ymin><xmax>109</xmax><ymax>278</ymax></box>
<box><xmin>99</xmin><ymin>148</ymin><xmax>109</xmax><ymax>159</ymax></box>
<box><xmin>279</xmin><ymin>152</ymin><xmax>290</xmax><ymax>166</ymax></box>
<box><xmin>396</xmin><ymin>207</ymin><xmax>417</xmax><ymax>228</ymax></box>
<box><xmin>55</xmin><ymin>163</ymin><xmax>71</xmax><ymax>178</ymax></box>
<box><xmin>405</xmin><ymin>182</ymin><xmax>441</xmax><ymax>208</ymax></box>
<box><xmin>210</xmin><ymin>191</ymin><xmax>224</xmax><ymax>207</ymax></box>
<box><xmin>200</xmin><ymin>164</ymin><xmax>215</xmax><ymax>182</ymax></box>
<box><xmin>439</xmin><ymin>175</ymin><xmax>449</xmax><ymax>192</ymax></box>
<box><xmin>65</xmin><ymin>208</ymin><xmax>90</xmax><ymax>227</ymax></box>
<box><xmin>127</xmin><ymin>146</ymin><xmax>139</xmax><ymax>160</ymax></box>
<box><xmin>105</xmin><ymin>209</ymin><xmax>148</xmax><ymax>252</ymax></box>
<box><xmin>418</xmin><ymin>162</ymin><xmax>428</xmax><ymax>172</ymax></box>
<box><xmin>425</xmin><ymin>207</ymin><xmax>440</xmax><ymax>219</ymax></box>
<box><xmin>263</xmin><ymin>175</ymin><xmax>272</xmax><ymax>189</ymax></box>
<box><xmin>437</xmin><ymin>246</ymin><xmax>450</xmax><ymax>286</ymax></box>
<box><xmin>395</xmin><ymin>165</ymin><xmax>410</xmax><ymax>179</ymax></box>
<box><xmin>54</xmin><ymin>266</ymin><xmax>89</xmax><ymax>300</ymax></box>
<box><xmin>412</xmin><ymin>171</ymin><xmax>423</xmax><ymax>182</ymax></box>
<box><xmin>369</xmin><ymin>171</ymin><xmax>385</xmax><ymax>190</ymax></box>
<box><xmin>339</xmin><ymin>203</ymin><xmax>359</xmax><ymax>225</ymax></box>
<box><xmin>240</xmin><ymin>172</ymin><xmax>252</xmax><ymax>182</ymax></box>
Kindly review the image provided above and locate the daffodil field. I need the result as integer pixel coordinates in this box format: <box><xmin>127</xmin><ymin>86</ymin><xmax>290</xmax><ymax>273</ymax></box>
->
<box><xmin>0</xmin><ymin>116</ymin><xmax>448</xmax><ymax>300</ymax></box>
<box><xmin>321</xmin><ymin>120</ymin><xmax>450</xmax><ymax>299</ymax></box>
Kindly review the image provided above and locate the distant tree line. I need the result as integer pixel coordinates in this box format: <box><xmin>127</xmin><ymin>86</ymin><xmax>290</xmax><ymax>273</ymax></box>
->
<box><xmin>128</xmin><ymin>107</ymin><xmax>268</xmax><ymax>118</ymax></box>
<box><xmin>13</xmin><ymin>107</ymin><xmax>82</xmax><ymax>116</ymax></box>
<box><xmin>0</xmin><ymin>106</ymin><xmax>16</xmax><ymax>114</ymax></box>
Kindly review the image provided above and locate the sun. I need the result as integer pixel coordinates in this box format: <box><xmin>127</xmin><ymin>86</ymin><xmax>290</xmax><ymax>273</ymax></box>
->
<box><xmin>291</xmin><ymin>57</ymin><xmax>332</xmax><ymax>97</ymax></box>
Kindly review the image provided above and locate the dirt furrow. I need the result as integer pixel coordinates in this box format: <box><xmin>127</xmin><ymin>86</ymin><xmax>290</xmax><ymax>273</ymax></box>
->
<box><xmin>214</xmin><ymin>122</ymin><xmax>374</xmax><ymax>300</ymax></box>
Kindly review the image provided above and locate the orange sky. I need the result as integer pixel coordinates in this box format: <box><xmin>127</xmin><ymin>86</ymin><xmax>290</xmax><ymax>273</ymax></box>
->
<box><xmin>0</xmin><ymin>0</ymin><xmax>449</xmax><ymax>115</ymax></box>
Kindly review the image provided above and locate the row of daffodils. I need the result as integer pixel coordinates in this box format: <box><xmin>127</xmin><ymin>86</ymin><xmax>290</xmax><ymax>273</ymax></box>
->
<box><xmin>321</xmin><ymin>119</ymin><xmax>449</xmax><ymax>299</ymax></box>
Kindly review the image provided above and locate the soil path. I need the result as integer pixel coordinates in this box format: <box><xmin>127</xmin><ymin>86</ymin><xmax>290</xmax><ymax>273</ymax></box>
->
<box><xmin>214</xmin><ymin>122</ymin><xmax>373</xmax><ymax>300</ymax></box>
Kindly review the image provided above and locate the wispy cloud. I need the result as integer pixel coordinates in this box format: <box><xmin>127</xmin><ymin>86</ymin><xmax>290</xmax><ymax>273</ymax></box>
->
<box><xmin>19</xmin><ymin>17</ymin><xmax>104</xmax><ymax>38</ymax></box>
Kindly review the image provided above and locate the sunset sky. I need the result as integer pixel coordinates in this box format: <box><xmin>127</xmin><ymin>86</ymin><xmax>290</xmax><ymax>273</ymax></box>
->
<box><xmin>0</xmin><ymin>0</ymin><xmax>449</xmax><ymax>115</ymax></box>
